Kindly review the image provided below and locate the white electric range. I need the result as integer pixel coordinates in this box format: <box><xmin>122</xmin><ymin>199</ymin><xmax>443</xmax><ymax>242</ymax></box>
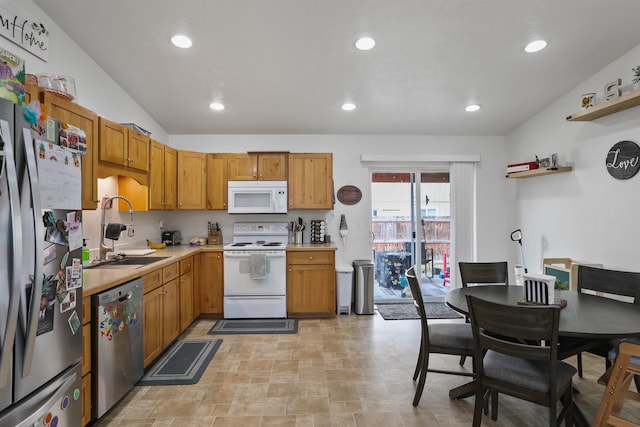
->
<box><xmin>223</xmin><ymin>222</ymin><xmax>289</xmax><ymax>318</ymax></box>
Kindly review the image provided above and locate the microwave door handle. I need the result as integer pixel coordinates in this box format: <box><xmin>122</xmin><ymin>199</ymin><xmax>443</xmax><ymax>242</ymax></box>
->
<box><xmin>19</xmin><ymin>128</ymin><xmax>43</xmax><ymax>377</ymax></box>
<box><xmin>0</xmin><ymin>120</ymin><xmax>22</xmax><ymax>388</ymax></box>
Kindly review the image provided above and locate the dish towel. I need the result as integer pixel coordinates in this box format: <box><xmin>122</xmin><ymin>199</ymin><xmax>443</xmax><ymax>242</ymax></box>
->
<box><xmin>105</xmin><ymin>223</ymin><xmax>125</xmax><ymax>240</ymax></box>
<box><xmin>250</xmin><ymin>253</ymin><xmax>267</xmax><ymax>280</ymax></box>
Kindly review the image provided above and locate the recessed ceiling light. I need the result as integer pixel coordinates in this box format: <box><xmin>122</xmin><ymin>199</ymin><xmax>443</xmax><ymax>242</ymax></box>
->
<box><xmin>171</xmin><ymin>34</ymin><xmax>193</xmax><ymax>49</ymax></box>
<box><xmin>355</xmin><ymin>36</ymin><xmax>375</xmax><ymax>51</ymax></box>
<box><xmin>465</xmin><ymin>104</ymin><xmax>481</xmax><ymax>112</ymax></box>
<box><xmin>341</xmin><ymin>103</ymin><xmax>356</xmax><ymax>111</ymax></box>
<box><xmin>209</xmin><ymin>102</ymin><xmax>225</xmax><ymax>111</ymax></box>
<box><xmin>524</xmin><ymin>39</ymin><xmax>547</xmax><ymax>53</ymax></box>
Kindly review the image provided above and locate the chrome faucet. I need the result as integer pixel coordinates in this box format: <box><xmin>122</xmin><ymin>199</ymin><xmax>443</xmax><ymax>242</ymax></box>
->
<box><xmin>99</xmin><ymin>195</ymin><xmax>135</xmax><ymax>261</ymax></box>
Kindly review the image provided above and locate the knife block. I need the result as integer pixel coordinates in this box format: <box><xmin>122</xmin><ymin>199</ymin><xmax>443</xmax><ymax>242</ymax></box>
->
<box><xmin>208</xmin><ymin>230</ymin><xmax>222</xmax><ymax>245</ymax></box>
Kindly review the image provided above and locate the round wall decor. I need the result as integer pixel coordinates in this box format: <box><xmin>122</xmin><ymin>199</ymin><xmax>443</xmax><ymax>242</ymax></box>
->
<box><xmin>606</xmin><ymin>140</ymin><xmax>640</xmax><ymax>180</ymax></box>
<box><xmin>336</xmin><ymin>185</ymin><xmax>362</xmax><ymax>205</ymax></box>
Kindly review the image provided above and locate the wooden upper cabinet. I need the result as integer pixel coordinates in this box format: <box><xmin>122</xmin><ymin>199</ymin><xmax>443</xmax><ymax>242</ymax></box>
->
<box><xmin>25</xmin><ymin>83</ymin><xmax>39</xmax><ymax>105</ymax></box>
<box><xmin>228</xmin><ymin>153</ymin><xmax>257</xmax><ymax>180</ymax></box>
<box><xmin>177</xmin><ymin>150</ymin><xmax>206</xmax><ymax>209</ymax></box>
<box><xmin>164</xmin><ymin>146</ymin><xmax>177</xmax><ymax>209</ymax></box>
<box><xmin>256</xmin><ymin>152</ymin><xmax>287</xmax><ymax>180</ymax></box>
<box><xmin>149</xmin><ymin>140</ymin><xmax>177</xmax><ymax>210</ymax></box>
<box><xmin>228</xmin><ymin>152</ymin><xmax>287</xmax><ymax>181</ymax></box>
<box><xmin>288</xmin><ymin>153</ymin><xmax>333</xmax><ymax>210</ymax></box>
<box><xmin>97</xmin><ymin>117</ymin><xmax>150</xmax><ymax>185</ymax></box>
<box><xmin>99</xmin><ymin>118</ymin><xmax>128</xmax><ymax>167</ymax></box>
<box><xmin>42</xmin><ymin>91</ymin><xmax>99</xmax><ymax>210</ymax></box>
<box><xmin>206</xmin><ymin>153</ymin><xmax>228</xmax><ymax>210</ymax></box>
<box><xmin>127</xmin><ymin>130</ymin><xmax>150</xmax><ymax>172</ymax></box>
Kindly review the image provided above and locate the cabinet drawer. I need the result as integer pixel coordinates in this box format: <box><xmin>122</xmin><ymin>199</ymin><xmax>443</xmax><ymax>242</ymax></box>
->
<box><xmin>180</xmin><ymin>256</ymin><xmax>193</xmax><ymax>275</ymax></box>
<box><xmin>287</xmin><ymin>251</ymin><xmax>334</xmax><ymax>265</ymax></box>
<box><xmin>163</xmin><ymin>262</ymin><xmax>179</xmax><ymax>283</ymax></box>
<box><xmin>82</xmin><ymin>297</ymin><xmax>91</xmax><ymax>325</ymax></box>
<box><xmin>143</xmin><ymin>268</ymin><xmax>163</xmax><ymax>293</ymax></box>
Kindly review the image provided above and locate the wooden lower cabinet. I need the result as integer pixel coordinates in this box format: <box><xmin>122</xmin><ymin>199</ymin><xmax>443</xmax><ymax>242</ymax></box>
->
<box><xmin>162</xmin><ymin>278</ymin><xmax>180</xmax><ymax>345</ymax></box>
<box><xmin>287</xmin><ymin>250</ymin><xmax>336</xmax><ymax>316</ymax></box>
<box><xmin>179</xmin><ymin>257</ymin><xmax>194</xmax><ymax>332</ymax></box>
<box><xmin>142</xmin><ymin>265</ymin><xmax>181</xmax><ymax>368</ymax></box>
<box><xmin>199</xmin><ymin>251</ymin><xmax>224</xmax><ymax>315</ymax></box>
<box><xmin>143</xmin><ymin>285</ymin><xmax>164</xmax><ymax>367</ymax></box>
<box><xmin>81</xmin><ymin>373</ymin><xmax>92</xmax><ymax>426</ymax></box>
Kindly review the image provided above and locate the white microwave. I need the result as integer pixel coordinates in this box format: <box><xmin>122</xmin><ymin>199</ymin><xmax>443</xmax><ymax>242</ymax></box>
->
<box><xmin>228</xmin><ymin>181</ymin><xmax>288</xmax><ymax>214</ymax></box>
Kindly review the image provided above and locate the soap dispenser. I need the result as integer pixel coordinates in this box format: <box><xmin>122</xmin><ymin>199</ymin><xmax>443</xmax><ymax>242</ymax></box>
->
<box><xmin>82</xmin><ymin>239</ymin><xmax>90</xmax><ymax>265</ymax></box>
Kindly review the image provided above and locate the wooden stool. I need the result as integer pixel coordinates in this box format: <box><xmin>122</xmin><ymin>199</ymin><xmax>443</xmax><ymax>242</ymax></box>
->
<box><xmin>593</xmin><ymin>341</ymin><xmax>640</xmax><ymax>427</ymax></box>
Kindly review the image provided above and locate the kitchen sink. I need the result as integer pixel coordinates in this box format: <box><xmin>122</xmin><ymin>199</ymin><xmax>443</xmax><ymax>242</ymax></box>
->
<box><xmin>85</xmin><ymin>256</ymin><xmax>170</xmax><ymax>269</ymax></box>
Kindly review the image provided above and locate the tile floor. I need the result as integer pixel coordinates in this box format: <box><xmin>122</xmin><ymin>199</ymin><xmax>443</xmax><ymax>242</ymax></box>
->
<box><xmin>95</xmin><ymin>312</ymin><xmax>638</xmax><ymax>426</ymax></box>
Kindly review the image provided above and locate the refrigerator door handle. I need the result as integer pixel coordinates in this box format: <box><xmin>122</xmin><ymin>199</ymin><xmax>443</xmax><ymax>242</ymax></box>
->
<box><xmin>13</xmin><ymin>369</ymin><xmax>77</xmax><ymax>427</ymax></box>
<box><xmin>19</xmin><ymin>128</ymin><xmax>43</xmax><ymax>377</ymax></box>
<box><xmin>0</xmin><ymin>120</ymin><xmax>22</xmax><ymax>388</ymax></box>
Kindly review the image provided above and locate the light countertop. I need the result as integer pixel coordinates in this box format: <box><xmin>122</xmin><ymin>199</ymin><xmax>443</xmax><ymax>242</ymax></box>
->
<box><xmin>83</xmin><ymin>243</ymin><xmax>337</xmax><ymax>297</ymax></box>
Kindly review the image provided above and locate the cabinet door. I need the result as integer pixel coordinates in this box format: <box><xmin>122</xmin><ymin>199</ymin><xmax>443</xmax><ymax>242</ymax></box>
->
<box><xmin>177</xmin><ymin>150</ymin><xmax>207</xmax><ymax>209</ymax></box>
<box><xmin>228</xmin><ymin>153</ymin><xmax>257</xmax><ymax>180</ymax></box>
<box><xmin>25</xmin><ymin>82</ymin><xmax>39</xmax><ymax>105</ymax></box>
<box><xmin>179</xmin><ymin>270</ymin><xmax>194</xmax><ymax>332</ymax></box>
<box><xmin>143</xmin><ymin>287</ymin><xmax>163</xmax><ymax>367</ymax></box>
<box><xmin>81</xmin><ymin>373</ymin><xmax>92</xmax><ymax>426</ymax></box>
<box><xmin>98</xmin><ymin>118</ymin><xmax>127</xmax><ymax>167</ymax></box>
<box><xmin>162</xmin><ymin>278</ymin><xmax>181</xmax><ymax>346</ymax></box>
<box><xmin>164</xmin><ymin>146</ymin><xmax>177</xmax><ymax>209</ymax></box>
<box><xmin>206</xmin><ymin>153</ymin><xmax>228</xmax><ymax>209</ymax></box>
<box><xmin>43</xmin><ymin>92</ymin><xmax>99</xmax><ymax>210</ymax></box>
<box><xmin>258</xmin><ymin>153</ymin><xmax>287</xmax><ymax>180</ymax></box>
<box><xmin>148</xmin><ymin>140</ymin><xmax>164</xmax><ymax>210</ymax></box>
<box><xmin>127</xmin><ymin>130</ymin><xmax>150</xmax><ymax>172</ymax></box>
<box><xmin>199</xmin><ymin>252</ymin><xmax>224</xmax><ymax>314</ymax></box>
<box><xmin>287</xmin><ymin>263</ymin><xmax>336</xmax><ymax>313</ymax></box>
<box><xmin>288</xmin><ymin>153</ymin><xmax>333</xmax><ymax>209</ymax></box>
<box><xmin>82</xmin><ymin>324</ymin><xmax>91</xmax><ymax>376</ymax></box>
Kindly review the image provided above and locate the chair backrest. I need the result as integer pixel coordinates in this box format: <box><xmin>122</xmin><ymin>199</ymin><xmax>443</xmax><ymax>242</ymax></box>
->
<box><xmin>458</xmin><ymin>262</ymin><xmax>509</xmax><ymax>287</ymax></box>
<box><xmin>406</xmin><ymin>266</ymin><xmax>425</xmax><ymax>316</ymax></box>
<box><xmin>577</xmin><ymin>265</ymin><xmax>640</xmax><ymax>304</ymax></box>
<box><xmin>466</xmin><ymin>294</ymin><xmax>562</xmax><ymax>373</ymax></box>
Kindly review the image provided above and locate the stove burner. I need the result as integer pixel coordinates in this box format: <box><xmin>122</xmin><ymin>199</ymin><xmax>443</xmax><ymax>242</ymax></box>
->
<box><xmin>262</xmin><ymin>242</ymin><xmax>284</xmax><ymax>247</ymax></box>
<box><xmin>231</xmin><ymin>242</ymin><xmax>252</xmax><ymax>246</ymax></box>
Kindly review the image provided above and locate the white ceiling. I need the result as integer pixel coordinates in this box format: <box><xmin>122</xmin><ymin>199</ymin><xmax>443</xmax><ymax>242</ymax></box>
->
<box><xmin>34</xmin><ymin>0</ymin><xmax>640</xmax><ymax>135</ymax></box>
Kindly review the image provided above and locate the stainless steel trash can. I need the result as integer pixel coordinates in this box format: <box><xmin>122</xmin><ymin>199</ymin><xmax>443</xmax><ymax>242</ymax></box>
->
<box><xmin>353</xmin><ymin>259</ymin><xmax>374</xmax><ymax>314</ymax></box>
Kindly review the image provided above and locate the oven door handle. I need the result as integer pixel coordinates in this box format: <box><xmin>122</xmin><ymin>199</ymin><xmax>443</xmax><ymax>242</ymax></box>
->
<box><xmin>224</xmin><ymin>251</ymin><xmax>286</xmax><ymax>258</ymax></box>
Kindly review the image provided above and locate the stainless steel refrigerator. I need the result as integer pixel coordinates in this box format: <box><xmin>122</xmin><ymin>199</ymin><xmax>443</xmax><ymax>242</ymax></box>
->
<box><xmin>0</xmin><ymin>97</ymin><xmax>83</xmax><ymax>426</ymax></box>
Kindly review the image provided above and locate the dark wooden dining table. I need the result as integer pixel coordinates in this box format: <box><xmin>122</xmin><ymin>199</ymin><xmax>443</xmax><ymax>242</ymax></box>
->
<box><xmin>445</xmin><ymin>285</ymin><xmax>640</xmax><ymax>427</ymax></box>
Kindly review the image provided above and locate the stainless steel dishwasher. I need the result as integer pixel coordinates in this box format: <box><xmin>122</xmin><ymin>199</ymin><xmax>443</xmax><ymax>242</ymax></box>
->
<box><xmin>92</xmin><ymin>277</ymin><xmax>144</xmax><ymax>418</ymax></box>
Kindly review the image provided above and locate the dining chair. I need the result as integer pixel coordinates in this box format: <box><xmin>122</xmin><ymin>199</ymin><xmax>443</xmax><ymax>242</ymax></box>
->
<box><xmin>405</xmin><ymin>266</ymin><xmax>475</xmax><ymax>407</ymax></box>
<box><xmin>457</xmin><ymin>261</ymin><xmax>509</xmax><ymax>365</ymax></box>
<box><xmin>466</xmin><ymin>294</ymin><xmax>576</xmax><ymax>426</ymax></box>
<box><xmin>593</xmin><ymin>340</ymin><xmax>640</xmax><ymax>427</ymax></box>
<box><xmin>458</xmin><ymin>262</ymin><xmax>509</xmax><ymax>288</ymax></box>
<box><xmin>571</xmin><ymin>265</ymin><xmax>640</xmax><ymax>377</ymax></box>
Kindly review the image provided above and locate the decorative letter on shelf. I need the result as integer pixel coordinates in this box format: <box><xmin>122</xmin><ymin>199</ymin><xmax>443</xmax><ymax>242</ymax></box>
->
<box><xmin>604</xmin><ymin>79</ymin><xmax>622</xmax><ymax>102</ymax></box>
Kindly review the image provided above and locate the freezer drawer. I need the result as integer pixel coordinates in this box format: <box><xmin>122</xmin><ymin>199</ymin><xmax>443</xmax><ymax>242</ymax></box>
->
<box><xmin>0</xmin><ymin>362</ymin><xmax>82</xmax><ymax>427</ymax></box>
<box><xmin>92</xmin><ymin>278</ymin><xmax>144</xmax><ymax>418</ymax></box>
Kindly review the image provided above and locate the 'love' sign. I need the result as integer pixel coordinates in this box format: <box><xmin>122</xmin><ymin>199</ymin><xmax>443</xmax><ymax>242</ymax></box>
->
<box><xmin>606</xmin><ymin>140</ymin><xmax>640</xmax><ymax>180</ymax></box>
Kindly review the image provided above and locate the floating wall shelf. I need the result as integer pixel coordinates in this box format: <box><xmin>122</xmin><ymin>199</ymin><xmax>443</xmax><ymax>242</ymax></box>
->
<box><xmin>506</xmin><ymin>166</ymin><xmax>572</xmax><ymax>179</ymax></box>
<box><xmin>566</xmin><ymin>90</ymin><xmax>640</xmax><ymax>121</ymax></box>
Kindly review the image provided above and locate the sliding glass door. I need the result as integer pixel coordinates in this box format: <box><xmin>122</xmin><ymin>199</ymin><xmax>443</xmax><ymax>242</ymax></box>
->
<box><xmin>371</xmin><ymin>170</ymin><xmax>451</xmax><ymax>302</ymax></box>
